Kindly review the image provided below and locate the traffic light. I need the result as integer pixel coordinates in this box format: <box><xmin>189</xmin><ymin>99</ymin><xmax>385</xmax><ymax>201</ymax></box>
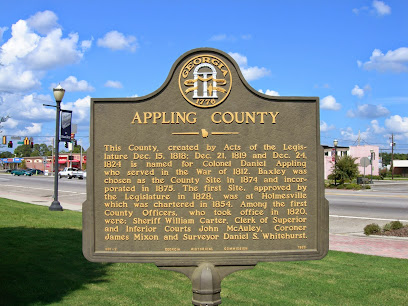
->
<box><xmin>8</xmin><ymin>141</ymin><xmax>13</xmax><ymax>148</ymax></box>
<box><xmin>24</xmin><ymin>137</ymin><xmax>30</xmax><ymax>145</ymax></box>
<box><xmin>65</xmin><ymin>142</ymin><xmax>68</xmax><ymax>148</ymax></box>
<box><xmin>30</xmin><ymin>141</ymin><xmax>34</xmax><ymax>148</ymax></box>
<box><xmin>2</xmin><ymin>135</ymin><xmax>6</xmax><ymax>145</ymax></box>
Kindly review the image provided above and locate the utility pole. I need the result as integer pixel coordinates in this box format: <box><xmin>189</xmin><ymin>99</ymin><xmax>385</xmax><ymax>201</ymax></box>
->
<box><xmin>390</xmin><ymin>134</ymin><xmax>395</xmax><ymax>180</ymax></box>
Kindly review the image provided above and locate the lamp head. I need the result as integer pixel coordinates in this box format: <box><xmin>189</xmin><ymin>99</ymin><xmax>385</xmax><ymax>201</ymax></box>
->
<box><xmin>333</xmin><ymin>139</ymin><xmax>338</xmax><ymax>147</ymax></box>
<box><xmin>53</xmin><ymin>84</ymin><xmax>65</xmax><ymax>102</ymax></box>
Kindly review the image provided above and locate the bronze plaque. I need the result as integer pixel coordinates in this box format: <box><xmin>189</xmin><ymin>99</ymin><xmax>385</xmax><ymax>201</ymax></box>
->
<box><xmin>83</xmin><ymin>48</ymin><xmax>328</xmax><ymax>266</ymax></box>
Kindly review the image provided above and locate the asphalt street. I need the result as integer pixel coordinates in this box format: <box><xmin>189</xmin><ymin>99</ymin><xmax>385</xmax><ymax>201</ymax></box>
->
<box><xmin>1</xmin><ymin>173</ymin><xmax>407</xmax><ymax>235</ymax></box>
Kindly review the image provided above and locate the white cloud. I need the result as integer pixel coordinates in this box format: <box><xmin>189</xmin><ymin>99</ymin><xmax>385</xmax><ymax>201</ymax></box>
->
<box><xmin>25</xmin><ymin>30</ymin><xmax>83</xmax><ymax>70</ymax></box>
<box><xmin>81</xmin><ymin>38</ymin><xmax>93</xmax><ymax>51</ymax></box>
<box><xmin>0</xmin><ymin>65</ymin><xmax>41</xmax><ymax>91</ymax></box>
<box><xmin>340</xmin><ymin>127</ymin><xmax>370</xmax><ymax>142</ymax></box>
<box><xmin>353</xmin><ymin>1</ymin><xmax>390</xmax><ymax>16</ymax></box>
<box><xmin>0</xmin><ymin>20</ymin><xmax>40</xmax><ymax>65</ymax></box>
<box><xmin>97</xmin><ymin>30</ymin><xmax>138</xmax><ymax>52</ymax></box>
<box><xmin>62</xmin><ymin>96</ymin><xmax>91</xmax><ymax>123</ymax></box>
<box><xmin>358</xmin><ymin>47</ymin><xmax>408</xmax><ymax>73</ymax></box>
<box><xmin>0</xmin><ymin>12</ymin><xmax>87</xmax><ymax>92</ymax></box>
<box><xmin>385</xmin><ymin>115</ymin><xmax>408</xmax><ymax>133</ymax></box>
<box><xmin>320</xmin><ymin>121</ymin><xmax>335</xmax><ymax>132</ymax></box>
<box><xmin>2</xmin><ymin>117</ymin><xmax>18</xmax><ymax>129</ymax></box>
<box><xmin>0</xmin><ymin>93</ymin><xmax>54</xmax><ymax>123</ymax></box>
<box><xmin>351</xmin><ymin>85</ymin><xmax>364</xmax><ymax>98</ymax></box>
<box><xmin>209</xmin><ymin>34</ymin><xmax>227</xmax><ymax>41</ymax></box>
<box><xmin>228</xmin><ymin>52</ymin><xmax>270</xmax><ymax>81</ymax></box>
<box><xmin>241</xmin><ymin>66</ymin><xmax>270</xmax><ymax>82</ymax></box>
<box><xmin>229</xmin><ymin>52</ymin><xmax>247</xmax><ymax>66</ymax></box>
<box><xmin>0</xmin><ymin>26</ymin><xmax>8</xmax><ymax>41</ymax></box>
<box><xmin>371</xmin><ymin>120</ymin><xmax>385</xmax><ymax>134</ymax></box>
<box><xmin>372</xmin><ymin>0</ymin><xmax>391</xmax><ymax>16</ymax></box>
<box><xmin>321</xmin><ymin>95</ymin><xmax>341</xmax><ymax>111</ymax></box>
<box><xmin>209</xmin><ymin>34</ymin><xmax>251</xmax><ymax>42</ymax></box>
<box><xmin>347</xmin><ymin>104</ymin><xmax>390</xmax><ymax>118</ymax></box>
<box><xmin>15</xmin><ymin>122</ymin><xmax>42</xmax><ymax>136</ymax></box>
<box><xmin>26</xmin><ymin>10</ymin><xmax>59</xmax><ymax>35</ymax></box>
<box><xmin>258</xmin><ymin>89</ymin><xmax>280</xmax><ymax>96</ymax></box>
<box><xmin>52</xmin><ymin>76</ymin><xmax>94</xmax><ymax>92</ymax></box>
<box><xmin>104</xmin><ymin>80</ymin><xmax>123</xmax><ymax>88</ymax></box>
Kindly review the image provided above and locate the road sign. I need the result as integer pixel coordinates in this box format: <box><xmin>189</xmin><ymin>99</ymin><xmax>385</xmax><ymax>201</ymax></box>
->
<box><xmin>360</xmin><ymin>157</ymin><xmax>370</xmax><ymax>167</ymax></box>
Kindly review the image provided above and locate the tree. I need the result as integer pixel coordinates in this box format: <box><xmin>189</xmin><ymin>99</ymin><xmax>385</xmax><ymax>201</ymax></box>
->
<box><xmin>0</xmin><ymin>151</ymin><xmax>13</xmax><ymax>158</ymax></box>
<box><xmin>30</xmin><ymin>143</ymin><xmax>52</xmax><ymax>157</ymax></box>
<box><xmin>328</xmin><ymin>156</ymin><xmax>360</xmax><ymax>185</ymax></box>
<box><xmin>72</xmin><ymin>144</ymin><xmax>85</xmax><ymax>153</ymax></box>
<box><xmin>13</xmin><ymin>143</ymin><xmax>53</xmax><ymax>157</ymax></box>
<box><xmin>13</xmin><ymin>144</ymin><xmax>32</xmax><ymax>158</ymax></box>
<box><xmin>380</xmin><ymin>152</ymin><xmax>408</xmax><ymax>166</ymax></box>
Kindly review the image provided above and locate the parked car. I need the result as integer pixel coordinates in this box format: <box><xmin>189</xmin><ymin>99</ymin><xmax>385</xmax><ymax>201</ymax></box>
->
<box><xmin>27</xmin><ymin>169</ymin><xmax>44</xmax><ymax>175</ymax></box>
<box><xmin>58</xmin><ymin>167</ymin><xmax>81</xmax><ymax>179</ymax></box>
<box><xmin>11</xmin><ymin>169</ymin><xmax>32</xmax><ymax>176</ymax></box>
<box><xmin>75</xmin><ymin>171</ymin><xmax>86</xmax><ymax>180</ymax></box>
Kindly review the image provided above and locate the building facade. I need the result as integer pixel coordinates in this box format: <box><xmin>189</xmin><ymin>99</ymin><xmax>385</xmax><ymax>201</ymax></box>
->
<box><xmin>22</xmin><ymin>153</ymin><xmax>86</xmax><ymax>174</ymax></box>
<box><xmin>323</xmin><ymin>145</ymin><xmax>379</xmax><ymax>179</ymax></box>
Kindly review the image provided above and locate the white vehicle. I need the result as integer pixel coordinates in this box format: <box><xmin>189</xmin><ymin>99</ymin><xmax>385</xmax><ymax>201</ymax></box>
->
<box><xmin>75</xmin><ymin>171</ymin><xmax>87</xmax><ymax>180</ymax></box>
<box><xmin>58</xmin><ymin>167</ymin><xmax>81</xmax><ymax>179</ymax></box>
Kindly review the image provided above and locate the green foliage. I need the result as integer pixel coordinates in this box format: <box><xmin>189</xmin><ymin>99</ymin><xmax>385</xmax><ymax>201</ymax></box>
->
<box><xmin>364</xmin><ymin>223</ymin><xmax>381</xmax><ymax>235</ymax></box>
<box><xmin>31</xmin><ymin>143</ymin><xmax>52</xmax><ymax>156</ymax></box>
<box><xmin>328</xmin><ymin>155</ymin><xmax>360</xmax><ymax>185</ymax></box>
<box><xmin>72</xmin><ymin>144</ymin><xmax>85</xmax><ymax>153</ymax></box>
<box><xmin>14</xmin><ymin>143</ymin><xmax>53</xmax><ymax>157</ymax></box>
<box><xmin>0</xmin><ymin>151</ymin><xmax>13</xmax><ymax>158</ymax></box>
<box><xmin>380</xmin><ymin>152</ymin><xmax>408</xmax><ymax>166</ymax></box>
<box><xmin>345</xmin><ymin>183</ymin><xmax>362</xmax><ymax>190</ymax></box>
<box><xmin>13</xmin><ymin>144</ymin><xmax>32</xmax><ymax>158</ymax></box>
<box><xmin>386</xmin><ymin>221</ymin><xmax>404</xmax><ymax>231</ymax></box>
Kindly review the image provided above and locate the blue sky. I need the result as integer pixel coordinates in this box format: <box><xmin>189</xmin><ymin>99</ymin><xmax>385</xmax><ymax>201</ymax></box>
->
<box><xmin>0</xmin><ymin>0</ymin><xmax>407</xmax><ymax>153</ymax></box>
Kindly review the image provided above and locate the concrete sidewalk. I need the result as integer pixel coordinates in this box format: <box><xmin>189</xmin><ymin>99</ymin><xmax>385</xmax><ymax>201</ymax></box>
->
<box><xmin>330</xmin><ymin>234</ymin><xmax>408</xmax><ymax>259</ymax></box>
<box><xmin>1</xmin><ymin>193</ymin><xmax>407</xmax><ymax>260</ymax></box>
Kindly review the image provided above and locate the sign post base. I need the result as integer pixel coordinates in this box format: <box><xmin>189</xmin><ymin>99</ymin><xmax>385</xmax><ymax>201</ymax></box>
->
<box><xmin>159</xmin><ymin>263</ymin><xmax>255</xmax><ymax>305</ymax></box>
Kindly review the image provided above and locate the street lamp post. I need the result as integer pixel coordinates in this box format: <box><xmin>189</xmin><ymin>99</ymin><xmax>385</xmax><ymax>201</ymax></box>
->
<box><xmin>49</xmin><ymin>85</ymin><xmax>65</xmax><ymax>211</ymax></box>
<box><xmin>333</xmin><ymin>139</ymin><xmax>338</xmax><ymax>186</ymax></box>
<box><xmin>370</xmin><ymin>149</ymin><xmax>374</xmax><ymax>184</ymax></box>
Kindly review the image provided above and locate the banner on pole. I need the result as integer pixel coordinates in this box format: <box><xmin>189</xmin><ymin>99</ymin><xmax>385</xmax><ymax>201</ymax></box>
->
<box><xmin>61</xmin><ymin>110</ymin><xmax>72</xmax><ymax>142</ymax></box>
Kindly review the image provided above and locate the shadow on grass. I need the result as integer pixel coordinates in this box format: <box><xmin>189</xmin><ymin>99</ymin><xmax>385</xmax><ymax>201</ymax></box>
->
<box><xmin>0</xmin><ymin>227</ymin><xmax>110</xmax><ymax>305</ymax></box>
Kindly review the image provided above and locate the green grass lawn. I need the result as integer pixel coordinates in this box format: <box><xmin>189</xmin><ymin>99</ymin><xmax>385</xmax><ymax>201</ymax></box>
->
<box><xmin>1</xmin><ymin>198</ymin><xmax>407</xmax><ymax>305</ymax></box>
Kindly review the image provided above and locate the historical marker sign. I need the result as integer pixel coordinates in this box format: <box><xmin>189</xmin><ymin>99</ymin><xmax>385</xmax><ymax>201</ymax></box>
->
<box><xmin>83</xmin><ymin>48</ymin><xmax>328</xmax><ymax>267</ymax></box>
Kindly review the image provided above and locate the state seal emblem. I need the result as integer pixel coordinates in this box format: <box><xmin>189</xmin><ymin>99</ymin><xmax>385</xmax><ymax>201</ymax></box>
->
<box><xmin>179</xmin><ymin>54</ymin><xmax>232</xmax><ymax>108</ymax></box>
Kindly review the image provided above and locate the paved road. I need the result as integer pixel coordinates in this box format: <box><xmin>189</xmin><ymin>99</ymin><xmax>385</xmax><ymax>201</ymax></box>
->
<box><xmin>0</xmin><ymin>174</ymin><xmax>85</xmax><ymax>211</ymax></box>
<box><xmin>326</xmin><ymin>181</ymin><xmax>408</xmax><ymax>235</ymax></box>
<box><xmin>1</xmin><ymin>174</ymin><xmax>407</xmax><ymax>259</ymax></box>
<box><xmin>1</xmin><ymin>174</ymin><xmax>407</xmax><ymax>233</ymax></box>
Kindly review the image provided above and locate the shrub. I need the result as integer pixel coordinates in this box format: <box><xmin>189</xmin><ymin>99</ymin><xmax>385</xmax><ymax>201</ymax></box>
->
<box><xmin>345</xmin><ymin>183</ymin><xmax>362</xmax><ymax>190</ymax></box>
<box><xmin>364</xmin><ymin>223</ymin><xmax>381</xmax><ymax>235</ymax></box>
<box><xmin>383</xmin><ymin>223</ymin><xmax>392</xmax><ymax>232</ymax></box>
<box><xmin>390</xmin><ymin>221</ymin><xmax>403</xmax><ymax>230</ymax></box>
